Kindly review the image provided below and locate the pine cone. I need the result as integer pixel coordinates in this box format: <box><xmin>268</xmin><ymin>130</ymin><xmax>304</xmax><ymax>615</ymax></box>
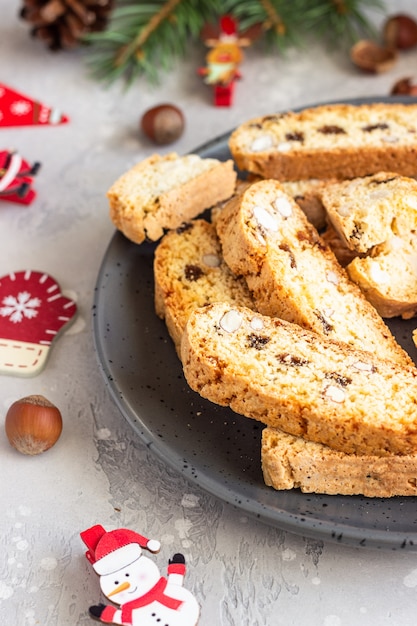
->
<box><xmin>19</xmin><ymin>0</ymin><xmax>114</xmax><ymax>51</ymax></box>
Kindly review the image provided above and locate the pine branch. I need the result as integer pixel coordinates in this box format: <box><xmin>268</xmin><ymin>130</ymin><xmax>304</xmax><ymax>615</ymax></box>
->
<box><xmin>83</xmin><ymin>0</ymin><xmax>387</xmax><ymax>85</ymax></box>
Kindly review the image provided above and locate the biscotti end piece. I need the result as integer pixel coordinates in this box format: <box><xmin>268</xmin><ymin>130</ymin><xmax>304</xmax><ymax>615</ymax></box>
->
<box><xmin>229</xmin><ymin>104</ymin><xmax>417</xmax><ymax>181</ymax></box>
<box><xmin>321</xmin><ymin>172</ymin><xmax>417</xmax><ymax>253</ymax></box>
<box><xmin>216</xmin><ymin>178</ymin><xmax>413</xmax><ymax>368</ymax></box>
<box><xmin>154</xmin><ymin>220</ymin><xmax>254</xmax><ymax>355</ymax></box>
<box><xmin>347</xmin><ymin>235</ymin><xmax>417</xmax><ymax>319</ymax></box>
<box><xmin>261</xmin><ymin>427</ymin><xmax>417</xmax><ymax>497</ymax></box>
<box><xmin>182</xmin><ymin>302</ymin><xmax>417</xmax><ymax>456</ymax></box>
<box><xmin>108</xmin><ymin>153</ymin><xmax>237</xmax><ymax>244</ymax></box>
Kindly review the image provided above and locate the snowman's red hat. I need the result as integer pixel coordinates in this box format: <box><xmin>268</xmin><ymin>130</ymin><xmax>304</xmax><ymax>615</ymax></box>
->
<box><xmin>80</xmin><ymin>525</ymin><xmax>161</xmax><ymax>576</ymax></box>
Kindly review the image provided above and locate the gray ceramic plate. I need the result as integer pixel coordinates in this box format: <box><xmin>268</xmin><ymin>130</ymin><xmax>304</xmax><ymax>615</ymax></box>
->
<box><xmin>93</xmin><ymin>97</ymin><xmax>417</xmax><ymax>551</ymax></box>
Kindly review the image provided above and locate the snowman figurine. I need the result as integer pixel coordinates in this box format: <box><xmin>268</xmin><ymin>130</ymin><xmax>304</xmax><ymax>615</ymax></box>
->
<box><xmin>80</xmin><ymin>524</ymin><xmax>200</xmax><ymax>625</ymax></box>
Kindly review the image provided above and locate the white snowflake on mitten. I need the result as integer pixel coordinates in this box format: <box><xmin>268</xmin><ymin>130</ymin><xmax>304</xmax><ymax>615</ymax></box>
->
<box><xmin>0</xmin><ymin>291</ymin><xmax>41</xmax><ymax>323</ymax></box>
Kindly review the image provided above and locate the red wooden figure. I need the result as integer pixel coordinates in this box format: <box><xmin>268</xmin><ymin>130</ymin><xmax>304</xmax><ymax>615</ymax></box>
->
<box><xmin>199</xmin><ymin>16</ymin><xmax>260</xmax><ymax>106</ymax></box>
<box><xmin>0</xmin><ymin>150</ymin><xmax>41</xmax><ymax>205</ymax></box>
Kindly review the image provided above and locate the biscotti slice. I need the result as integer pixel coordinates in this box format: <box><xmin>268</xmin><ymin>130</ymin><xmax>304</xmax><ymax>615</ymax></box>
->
<box><xmin>347</xmin><ymin>235</ymin><xmax>417</xmax><ymax>319</ymax></box>
<box><xmin>212</xmin><ymin>177</ymin><xmax>329</xmax><ymax>231</ymax></box>
<box><xmin>181</xmin><ymin>302</ymin><xmax>417</xmax><ymax>456</ymax></box>
<box><xmin>229</xmin><ymin>103</ymin><xmax>417</xmax><ymax>180</ymax></box>
<box><xmin>261</xmin><ymin>427</ymin><xmax>417</xmax><ymax>497</ymax></box>
<box><xmin>321</xmin><ymin>172</ymin><xmax>417</xmax><ymax>253</ymax></box>
<box><xmin>216</xmin><ymin>179</ymin><xmax>413</xmax><ymax>367</ymax></box>
<box><xmin>154</xmin><ymin>219</ymin><xmax>254</xmax><ymax>355</ymax></box>
<box><xmin>108</xmin><ymin>153</ymin><xmax>237</xmax><ymax>244</ymax></box>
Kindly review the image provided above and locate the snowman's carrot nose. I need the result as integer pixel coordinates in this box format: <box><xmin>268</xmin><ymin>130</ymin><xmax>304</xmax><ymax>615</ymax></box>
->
<box><xmin>108</xmin><ymin>581</ymin><xmax>130</xmax><ymax>597</ymax></box>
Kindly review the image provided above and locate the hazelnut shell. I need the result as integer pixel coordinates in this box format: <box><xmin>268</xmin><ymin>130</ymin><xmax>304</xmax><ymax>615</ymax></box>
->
<box><xmin>141</xmin><ymin>104</ymin><xmax>185</xmax><ymax>145</ymax></box>
<box><xmin>5</xmin><ymin>395</ymin><xmax>63</xmax><ymax>456</ymax></box>
<box><xmin>391</xmin><ymin>77</ymin><xmax>417</xmax><ymax>96</ymax></box>
<box><xmin>384</xmin><ymin>14</ymin><xmax>417</xmax><ymax>50</ymax></box>
<box><xmin>350</xmin><ymin>40</ymin><xmax>398</xmax><ymax>73</ymax></box>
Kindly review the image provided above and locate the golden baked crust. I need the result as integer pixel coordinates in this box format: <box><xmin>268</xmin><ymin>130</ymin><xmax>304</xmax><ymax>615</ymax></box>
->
<box><xmin>181</xmin><ymin>302</ymin><xmax>417</xmax><ymax>457</ymax></box>
<box><xmin>229</xmin><ymin>104</ymin><xmax>417</xmax><ymax>180</ymax></box>
<box><xmin>215</xmin><ymin>178</ymin><xmax>413</xmax><ymax>367</ymax></box>
<box><xmin>107</xmin><ymin>153</ymin><xmax>237</xmax><ymax>244</ymax></box>
<box><xmin>261</xmin><ymin>427</ymin><xmax>417</xmax><ymax>497</ymax></box>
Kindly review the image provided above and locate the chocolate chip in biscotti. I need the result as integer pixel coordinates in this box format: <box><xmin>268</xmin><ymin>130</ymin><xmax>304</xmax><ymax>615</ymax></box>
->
<box><xmin>276</xmin><ymin>353</ymin><xmax>309</xmax><ymax>367</ymax></box>
<box><xmin>285</xmin><ymin>132</ymin><xmax>304</xmax><ymax>142</ymax></box>
<box><xmin>184</xmin><ymin>264</ymin><xmax>204</xmax><ymax>281</ymax></box>
<box><xmin>246</xmin><ymin>333</ymin><xmax>270</xmax><ymax>350</ymax></box>
<box><xmin>362</xmin><ymin>122</ymin><xmax>390</xmax><ymax>132</ymax></box>
<box><xmin>317</xmin><ymin>125</ymin><xmax>347</xmax><ymax>135</ymax></box>
<box><xmin>325</xmin><ymin>372</ymin><xmax>352</xmax><ymax>387</ymax></box>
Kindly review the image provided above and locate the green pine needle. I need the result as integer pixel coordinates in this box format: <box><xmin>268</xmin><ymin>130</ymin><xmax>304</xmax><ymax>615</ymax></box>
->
<box><xmin>82</xmin><ymin>0</ymin><xmax>387</xmax><ymax>85</ymax></box>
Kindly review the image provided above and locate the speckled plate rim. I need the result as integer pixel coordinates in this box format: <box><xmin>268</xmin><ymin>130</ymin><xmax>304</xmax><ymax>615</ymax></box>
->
<box><xmin>93</xmin><ymin>95</ymin><xmax>417</xmax><ymax>551</ymax></box>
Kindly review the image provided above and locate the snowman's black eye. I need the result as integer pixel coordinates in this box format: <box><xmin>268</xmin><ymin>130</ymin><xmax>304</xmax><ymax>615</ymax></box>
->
<box><xmin>125</xmin><ymin>573</ymin><xmax>130</xmax><ymax>577</ymax></box>
<box><xmin>114</xmin><ymin>580</ymin><xmax>119</xmax><ymax>585</ymax></box>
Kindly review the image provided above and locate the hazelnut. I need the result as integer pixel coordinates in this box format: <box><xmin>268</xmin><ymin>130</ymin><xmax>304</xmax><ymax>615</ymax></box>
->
<box><xmin>141</xmin><ymin>104</ymin><xmax>185</xmax><ymax>145</ymax></box>
<box><xmin>383</xmin><ymin>14</ymin><xmax>417</xmax><ymax>50</ymax></box>
<box><xmin>5</xmin><ymin>395</ymin><xmax>63</xmax><ymax>455</ymax></box>
<box><xmin>350</xmin><ymin>40</ymin><xmax>398</xmax><ymax>73</ymax></box>
<box><xmin>391</xmin><ymin>77</ymin><xmax>417</xmax><ymax>96</ymax></box>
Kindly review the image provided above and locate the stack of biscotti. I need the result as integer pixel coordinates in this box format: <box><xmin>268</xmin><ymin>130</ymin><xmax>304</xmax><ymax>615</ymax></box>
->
<box><xmin>320</xmin><ymin>172</ymin><xmax>417</xmax><ymax>319</ymax></box>
<box><xmin>180</xmin><ymin>178</ymin><xmax>417</xmax><ymax>496</ymax></box>
<box><xmin>215</xmin><ymin>179</ymin><xmax>413</xmax><ymax>367</ymax></box>
<box><xmin>181</xmin><ymin>302</ymin><xmax>417</xmax><ymax>496</ymax></box>
<box><xmin>229</xmin><ymin>103</ymin><xmax>417</xmax><ymax>180</ymax></box>
<box><xmin>108</xmin><ymin>152</ymin><xmax>237</xmax><ymax>244</ymax></box>
<box><xmin>104</xmin><ymin>102</ymin><xmax>417</xmax><ymax>497</ymax></box>
<box><xmin>154</xmin><ymin>219</ymin><xmax>254</xmax><ymax>356</ymax></box>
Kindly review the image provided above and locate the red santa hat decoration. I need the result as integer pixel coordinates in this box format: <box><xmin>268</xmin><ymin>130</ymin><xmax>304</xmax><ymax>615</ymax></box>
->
<box><xmin>0</xmin><ymin>82</ymin><xmax>69</xmax><ymax>127</ymax></box>
<box><xmin>80</xmin><ymin>524</ymin><xmax>161</xmax><ymax>575</ymax></box>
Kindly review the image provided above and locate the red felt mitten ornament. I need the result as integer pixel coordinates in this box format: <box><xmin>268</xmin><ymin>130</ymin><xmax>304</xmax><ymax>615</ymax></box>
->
<box><xmin>0</xmin><ymin>271</ymin><xmax>77</xmax><ymax>376</ymax></box>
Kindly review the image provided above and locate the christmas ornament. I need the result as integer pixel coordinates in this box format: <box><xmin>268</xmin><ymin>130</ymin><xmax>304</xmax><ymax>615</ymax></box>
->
<box><xmin>80</xmin><ymin>524</ymin><xmax>200</xmax><ymax>625</ymax></box>
<box><xmin>0</xmin><ymin>150</ymin><xmax>41</xmax><ymax>205</ymax></box>
<box><xmin>19</xmin><ymin>0</ymin><xmax>114</xmax><ymax>51</ymax></box>
<box><xmin>0</xmin><ymin>271</ymin><xmax>77</xmax><ymax>377</ymax></box>
<box><xmin>141</xmin><ymin>104</ymin><xmax>185</xmax><ymax>145</ymax></box>
<box><xmin>198</xmin><ymin>15</ymin><xmax>260</xmax><ymax>106</ymax></box>
<box><xmin>84</xmin><ymin>0</ymin><xmax>384</xmax><ymax>86</ymax></box>
<box><xmin>5</xmin><ymin>395</ymin><xmax>63</xmax><ymax>456</ymax></box>
<box><xmin>0</xmin><ymin>83</ymin><xmax>69</xmax><ymax>127</ymax></box>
